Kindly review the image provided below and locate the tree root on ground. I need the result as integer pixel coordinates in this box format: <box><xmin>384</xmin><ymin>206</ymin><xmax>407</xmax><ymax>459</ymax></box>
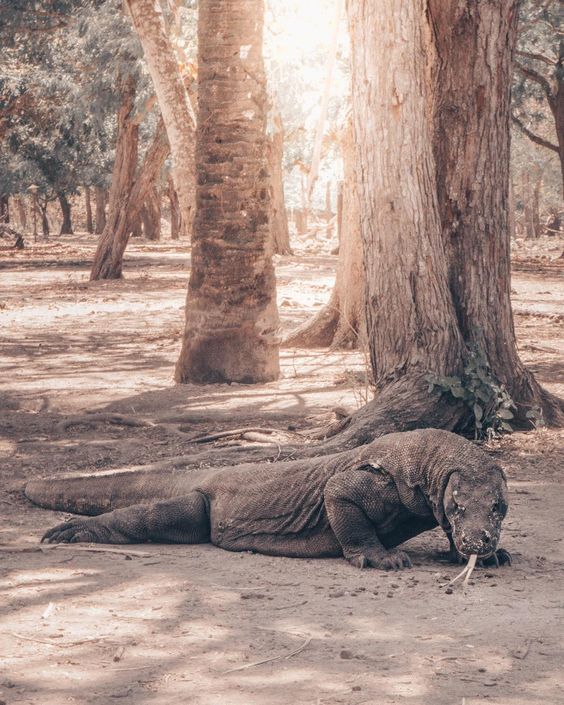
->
<box><xmin>56</xmin><ymin>413</ymin><xmax>156</xmax><ymax>434</ymax></box>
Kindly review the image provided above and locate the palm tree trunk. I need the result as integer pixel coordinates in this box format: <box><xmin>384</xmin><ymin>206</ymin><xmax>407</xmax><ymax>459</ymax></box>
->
<box><xmin>175</xmin><ymin>0</ymin><xmax>280</xmax><ymax>383</ymax></box>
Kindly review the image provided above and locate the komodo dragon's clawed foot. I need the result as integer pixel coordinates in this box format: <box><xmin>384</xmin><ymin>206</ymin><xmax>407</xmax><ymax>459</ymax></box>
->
<box><xmin>348</xmin><ymin>548</ymin><xmax>412</xmax><ymax>571</ymax></box>
<box><xmin>479</xmin><ymin>548</ymin><xmax>512</xmax><ymax>567</ymax></box>
<box><xmin>42</xmin><ymin>518</ymin><xmax>110</xmax><ymax>544</ymax></box>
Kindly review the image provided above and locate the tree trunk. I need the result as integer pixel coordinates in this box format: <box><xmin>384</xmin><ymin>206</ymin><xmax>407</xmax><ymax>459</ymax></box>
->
<box><xmin>325</xmin><ymin>181</ymin><xmax>333</xmax><ymax>239</ymax></box>
<box><xmin>141</xmin><ymin>186</ymin><xmax>161</xmax><ymax>241</ymax></box>
<box><xmin>175</xmin><ymin>0</ymin><xmax>280</xmax><ymax>384</ymax></box>
<box><xmin>124</xmin><ymin>0</ymin><xmax>196</xmax><ymax>239</ymax></box>
<box><xmin>167</xmin><ymin>173</ymin><xmax>181</xmax><ymax>240</ymax></box>
<box><xmin>90</xmin><ymin>76</ymin><xmax>139</xmax><ymax>280</ymax></box>
<box><xmin>344</xmin><ymin>0</ymin><xmax>562</xmax><ymax>439</ymax></box>
<box><xmin>94</xmin><ymin>186</ymin><xmax>107</xmax><ymax>234</ymax></box>
<box><xmin>38</xmin><ymin>198</ymin><xmax>50</xmax><ymax>239</ymax></box>
<box><xmin>15</xmin><ymin>196</ymin><xmax>26</xmax><ymax>230</ymax></box>
<box><xmin>284</xmin><ymin>122</ymin><xmax>365</xmax><ymax>349</ymax></box>
<box><xmin>429</xmin><ymin>0</ymin><xmax>561</xmax><ymax>424</ymax></box>
<box><xmin>267</xmin><ymin>116</ymin><xmax>291</xmax><ymax>255</ymax></box>
<box><xmin>0</xmin><ymin>195</ymin><xmax>9</xmax><ymax>224</ymax></box>
<box><xmin>84</xmin><ymin>186</ymin><xmax>94</xmax><ymax>234</ymax></box>
<box><xmin>91</xmin><ymin>111</ymin><xmax>169</xmax><ymax>279</ymax></box>
<box><xmin>57</xmin><ymin>192</ymin><xmax>73</xmax><ymax>235</ymax></box>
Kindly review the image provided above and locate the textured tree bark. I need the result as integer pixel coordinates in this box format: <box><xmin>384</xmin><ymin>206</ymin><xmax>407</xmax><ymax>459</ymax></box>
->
<box><xmin>284</xmin><ymin>122</ymin><xmax>365</xmax><ymax>349</ymax></box>
<box><xmin>57</xmin><ymin>192</ymin><xmax>73</xmax><ymax>235</ymax></box>
<box><xmin>0</xmin><ymin>195</ymin><xmax>9</xmax><ymax>224</ymax></box>
<box><xmin>124</xmin><ymin>0</ymin><xmax>195</xmax><ymax>239</ymax></box>
<box><xmin>84</xmin><ymin>186</ymin><xmax>93</xmax><ymax>234</ymax></box>
<box><xmin>167</xmin><ymin>173</ymin><xmax>181</xmax><ymax>240</ymax></box>
<box><xmin>15</xmin><ymin>196</ymin><xmax>26</xmax><ymax>230</ymax></box>
<box><xmin>141</xmin><ymin>186</ymin><xmax>161</xmax><ymax>241</ymax></box>
<box><xmin>90</xmin><ymin>76</ymin><xmax>139</xmax><ymax>280</ymax></box>
<box><xmin>267</xmin><ymin>116</ymin><xmax>291</xmax><ymax>255</ymax></box>
<box><xmin>428</xmin><ymin>0</ymin><xmax>562</xmax><ymax>424</ymax></box>
<box><xmin>94</xmin><ymin>186</ymin><xmax>107</xmax><ymax>234</ymax></box>
<box><xmin>344</xmin><ymin>0</ymin><xmax>563</xmax><ymax>433</ymax></box>
<box><xmin>91</xmin><ymin>113</ymin><xmax>169</xmax><ymax>279</ymax></box>
<box><xmin>175</xmin><ymin>0</ymin><xmax>280</xmax><ymax>384</ymax></box>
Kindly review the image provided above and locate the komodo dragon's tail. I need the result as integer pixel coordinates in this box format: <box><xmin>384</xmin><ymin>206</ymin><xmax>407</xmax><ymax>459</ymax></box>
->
<box><xmin>25</xmin><ymin>467</ymin><xmax>190</xmax><ymax>516</ymax></box>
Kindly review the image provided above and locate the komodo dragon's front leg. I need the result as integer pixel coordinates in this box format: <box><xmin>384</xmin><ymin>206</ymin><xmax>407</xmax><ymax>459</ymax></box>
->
<box><xmin>324</xmin><ymin>469</ymin><xmax>415</xmax><ymax>570</ymax></box>
<box><xmin>42</xmin><ymin>493</ymin><xmax>211</xmax><ymax>545</ymax></box>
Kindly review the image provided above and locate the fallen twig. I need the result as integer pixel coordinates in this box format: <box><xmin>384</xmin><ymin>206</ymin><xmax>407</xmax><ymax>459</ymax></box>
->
<box><xmin>9</xmin><ymin>632</ymin><xmax>106</xmax><ymax>647</ymax></box>
<box><xmin>223</xmin><ymin>637</ymin><xmax>312</xmax><ymax>673</ymax></box>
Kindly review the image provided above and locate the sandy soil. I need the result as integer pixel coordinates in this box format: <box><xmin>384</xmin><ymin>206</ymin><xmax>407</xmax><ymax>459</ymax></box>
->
<box><xmin>1</xmin><ymin>234</ymin><xmax>563</xmax><ymax>705</ymax></box>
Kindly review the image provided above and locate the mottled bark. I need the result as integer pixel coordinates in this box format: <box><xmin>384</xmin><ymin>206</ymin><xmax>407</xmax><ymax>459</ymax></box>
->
<box><xmin>90</xmin><ymin>76</ymin><xmax>139</xmax><ymax>280</ymax></box>
<box><xmin>429</xmin><ymin>0</ymin><xmax>562</xmax><ymax>423</ymax></box>
<box><xmin>0</xmin><ymin>195</ymin><xmax>9</xmax><ymax>224</ymax></box>
<box><xmin>15</xmin><ymin>196</ymin><xmax>26</xmax><ymax>230</ymax></box>
<box><xmin>94</xmin><ymin>186</ymin><xmax>107</xmax><ymax>234</ymax></box>
<box><xmin>84</xmin><ymin>186</ymin><xmax>93</xmax><ymax>234</ymax></box>
<box><xmin>57</xmin><ymin>192</ymin><xmax>73</xmax><ymax>235</ymax></box>
<box><xmin>284</xmin><ymin>122</ymin><xmax>365</xmax><ymax>349</ymax></box>
<box><xmin>167</xmin><ymin>173</ymin><xmax>181</xmax><ymax>240</ymax></box>
<box><xmin>141</xmin><ymin>186</ymin><xmax>161</xmax><ymax>241</ymax></box>
<box><xmin>267</xmin><ymin>117</ymin><xmax>291</xmax><ymax>255</ymax></box>
<box><xmin>175</xmin><ymin>0</ymin><xmax>280</xmax><ymax>384</ymax></box>
<box><xmin>345</xmin><ymin>0</ymin><xmax>563</xmax><ymax>433</ymax></box>
<box><xmin>91</xmin><ymin>112</ymin><xmax>169</xmax><ymax>279</ymax></box>
<box><xmin>125</xmin><ymin>0</ymin><xmax>195</xmax><ymax>239</ymax></box>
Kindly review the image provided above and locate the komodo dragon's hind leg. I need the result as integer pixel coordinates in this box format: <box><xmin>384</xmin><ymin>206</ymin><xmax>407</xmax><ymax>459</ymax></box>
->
<box><xmin>324</xmin><ymin>469</ymin><xmax>413</xmax><ymax>570</ymax></box>
<box><xmin>41</xmin><ymin>492</ymin><xmax>211</xmax><ymax>545</ymax></box>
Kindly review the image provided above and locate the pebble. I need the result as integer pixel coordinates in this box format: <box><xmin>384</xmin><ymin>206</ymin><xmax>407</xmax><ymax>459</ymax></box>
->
<box><xmin>340</xmin><ymin>649</ymin><xmax>354</xmax><ymax>660</ymax></box>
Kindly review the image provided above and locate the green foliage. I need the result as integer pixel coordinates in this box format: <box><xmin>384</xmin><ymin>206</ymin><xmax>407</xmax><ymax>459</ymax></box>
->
<box><xmin>427</xmin><ymin>347</ymin><xmax>521</xmax><ymax>438</ymax></box>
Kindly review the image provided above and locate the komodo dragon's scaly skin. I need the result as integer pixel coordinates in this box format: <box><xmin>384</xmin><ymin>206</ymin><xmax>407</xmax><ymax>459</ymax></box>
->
<box><xmin>25</xmin><ymin>429</ymin><xmax>511</xmax><ymax>570</ymax></box>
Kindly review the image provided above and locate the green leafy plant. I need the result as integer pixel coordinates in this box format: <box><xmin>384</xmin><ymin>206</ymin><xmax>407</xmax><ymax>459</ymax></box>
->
<box><xmin>427</xmin><ymin>347</ymin><xmax>518</xmax><ymax>438</ymax></box>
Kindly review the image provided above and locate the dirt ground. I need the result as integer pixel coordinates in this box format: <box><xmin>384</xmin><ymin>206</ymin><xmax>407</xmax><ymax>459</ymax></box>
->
<box><xmin>1</xmin><ymin>233</ymin><xmax>563</xmax><ymax>705</ymax></box>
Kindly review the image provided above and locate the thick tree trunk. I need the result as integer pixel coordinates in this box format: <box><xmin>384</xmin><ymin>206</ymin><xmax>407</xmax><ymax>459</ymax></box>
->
<box><xmin>84</xmin><ymin>186</ymin><xmax>94</xmax><ymax>234</ymax></box>
<box><xmin>124</xmin><ymin>0</ymin><xmax>195</xmax><ymax>239</ymax></box>
<box><xmin>429</xmin><ymin>1</ymin><xmax>562</xmax><ymax>424</ymax></box>
<box><xmin>175</xmin><ymin>0</ymin><xmax>280</xmax><ymax>384</ymax></box>
<box><xmin>284</xmin><ymin>122</ymin><xmax>365</xmax><ymax>349</ymax></box>
<box><xmin>141</xmin><ymin>186</ymin><xmax>161</xmax><ymax>241</ymax></box>
<box><xmin>344</xmin><ymin>0</ymin><xmax>563</xmax><ymax>436</ymax></box>
<box><xmin>167</xmin><ymin>173</ymin><xmax>181</xmax><ymax>240</ymax></box>
<box><xmin>57</xmin><ymin>192</ymin><xmax>73</xmax><ymax>235</ymax></box>
<box><xmin>267</xmin><ymin>116</ymin><xmax>291</xmax><ymax>255</ymax></box>
<box><xmin>91</xmin><ymin>113</ymin><xmax>169</xmax><ymax>279</ymax></box>
<box><xmin>94</xmin><ymin>186</ymin><xmax>107</xmax><ymax>234</ymax></box>
<box><xmin>90</xmin><ymin>76</ymin><xmax>139</xmax><ymax>280</ymax></box>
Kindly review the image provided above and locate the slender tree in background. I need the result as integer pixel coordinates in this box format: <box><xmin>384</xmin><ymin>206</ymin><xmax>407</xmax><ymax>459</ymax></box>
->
<box><xmin>268</xmin><ymin>114</ymin><xmax>291</xmax><ymax>255</ymax></box>
<box><xmin>124</xmin><ymin>0</ymin><xmax>196</xmax><ymax>238</ymax></box>
<box><xmin>90</xmin><ymin>74</ymin><xmax>139</xmax><ymax>280</ymax></box>
<box><xmin>90</xmin><ymin>111</ymin><xmax>169</xmax><ymax>279</ymax></box>
<box><xmin>285</xmin><ymin>120</ymin><xmax>364</xmax><ymax>349</ymax></box>
<box><xmin>175</xmin><ymin>0</ymin><xmax>280</xmax><ymax>384</ymax></box>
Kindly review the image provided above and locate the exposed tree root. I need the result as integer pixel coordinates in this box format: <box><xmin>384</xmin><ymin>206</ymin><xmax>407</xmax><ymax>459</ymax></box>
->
<box><xmin>56</xmin><ymin>413</ymin><xmax>155</xmax><ymax>434</ymax></box>
<box><xmin>188</xmin><ymin>427</ymin><xmax>306</xmax><ymax>444</ymax></box>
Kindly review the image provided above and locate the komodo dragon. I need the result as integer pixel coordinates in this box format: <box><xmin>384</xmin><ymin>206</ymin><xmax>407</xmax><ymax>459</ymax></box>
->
<box><xmin>25</xmin><ymin>429</ymin><xmax>511</xmax><ymax>570</ymax></box>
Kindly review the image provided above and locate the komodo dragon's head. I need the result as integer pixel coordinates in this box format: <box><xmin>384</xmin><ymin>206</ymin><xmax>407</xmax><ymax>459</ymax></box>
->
<box><xmin>442</xmin><ymin>465</ymin><xmax>508</xmax><ymax>560</ymax></box>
